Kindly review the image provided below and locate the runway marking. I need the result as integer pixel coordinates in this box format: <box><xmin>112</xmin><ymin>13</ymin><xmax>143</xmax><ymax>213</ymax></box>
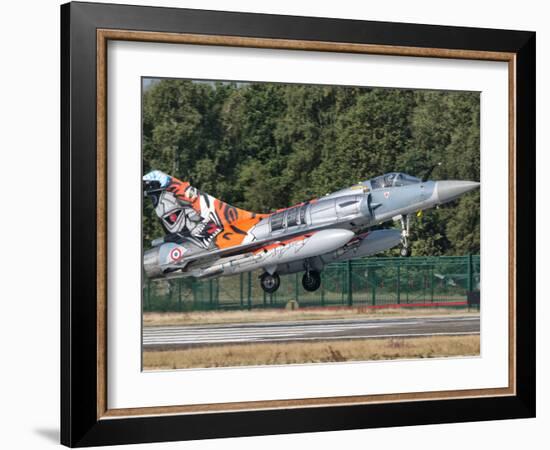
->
<box><xmin>144</xmin><ymin>316</ymin><xmax>477</xmax><ymax>331</ymax></box>
<box><xmin>143</xmin><ymin>324</ymin><xmax>389</xmax><ymax>336</ymax></box>
<box><xmin>143</xmin><ymin>315</ymin><xmax>480</xmax><ymax>347</ymax></box>
<box><xmin>143</xmin><ymin>331</ymin><xmax>480</xmax><ymax>346</ymax></box>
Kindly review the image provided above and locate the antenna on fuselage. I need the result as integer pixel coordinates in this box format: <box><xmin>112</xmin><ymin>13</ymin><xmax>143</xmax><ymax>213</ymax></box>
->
<box><xmin>422</xmin><ymin>162</ymin><xmax>442</xmax><ymax>182</ymax></box>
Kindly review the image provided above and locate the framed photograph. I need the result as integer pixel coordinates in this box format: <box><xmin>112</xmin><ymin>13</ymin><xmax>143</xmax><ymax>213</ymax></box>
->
<box><xmin>61</xmin><ymin>1</ymin><xmax>535</xmax><ymax>447</ymax></box>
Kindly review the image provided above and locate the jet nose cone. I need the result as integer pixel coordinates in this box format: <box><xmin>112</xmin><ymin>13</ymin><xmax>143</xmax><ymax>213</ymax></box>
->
<box><xmin>436</xmin><ymin>180</ymin><xmax>480</xmax><ymax>204</ymax></box>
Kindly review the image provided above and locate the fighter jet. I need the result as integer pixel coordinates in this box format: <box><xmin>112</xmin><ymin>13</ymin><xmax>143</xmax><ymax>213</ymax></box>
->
<box><xmin>143</xmin><ymin>169</ymin><xmax>479</xmax><ymax>293</ymax></box>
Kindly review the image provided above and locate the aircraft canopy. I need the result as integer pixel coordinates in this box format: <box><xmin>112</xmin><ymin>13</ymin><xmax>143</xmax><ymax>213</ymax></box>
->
<box><xmin>370</xmin><ymin>172</ymin><xmax>421</xmax><ymax>190</ymax></box>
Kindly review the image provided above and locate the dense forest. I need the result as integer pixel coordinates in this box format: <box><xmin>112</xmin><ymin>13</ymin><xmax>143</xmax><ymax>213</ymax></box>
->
<box><xmin>142</xmin><ymin>79</ymin><xmax>480</xmax><ymax>256</ymax></box>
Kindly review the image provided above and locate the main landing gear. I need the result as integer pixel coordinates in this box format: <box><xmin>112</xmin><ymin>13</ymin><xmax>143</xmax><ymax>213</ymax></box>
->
<box><xmin>259</xmin><ymin>270</ymin><xmax>322</xmax><ymax>293</ymax></box>
<box><xmin>302</xmin><ymin>270</ymin><xmax>321</xmax><ymax>292</ymax></box>
<box><xmin>399</xmin><ymin>214</ymin><xmax>411</xmax><ymax>257</ymax></box>
<box><xmin>260</xmin><ymin>272</ymin><xmax>280</xmax><ymax>294</ymax></box>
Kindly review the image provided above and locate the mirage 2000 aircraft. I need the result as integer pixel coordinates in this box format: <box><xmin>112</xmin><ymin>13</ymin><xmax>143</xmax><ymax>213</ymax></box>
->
<box><xmin>143</xmin><ymin>169</ymin><xmax>479</xmax><ymax>293</ymax></box>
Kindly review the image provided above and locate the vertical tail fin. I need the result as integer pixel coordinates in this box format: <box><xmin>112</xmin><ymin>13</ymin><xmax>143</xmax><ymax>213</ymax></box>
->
<box><xmin>144</xmin><ymin>170</ymin><xmax>266</xmax><ymax>248</ymax></box>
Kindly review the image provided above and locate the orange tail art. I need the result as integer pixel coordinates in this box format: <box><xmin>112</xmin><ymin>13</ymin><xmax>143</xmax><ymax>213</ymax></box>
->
<box><xmin>144</xmin><ymin>170</ymin><xmax>268</xmax><ymax>249</ymax></box>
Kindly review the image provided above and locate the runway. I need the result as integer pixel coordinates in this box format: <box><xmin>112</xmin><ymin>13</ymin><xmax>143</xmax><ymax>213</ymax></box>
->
<box><xmin>143</xmin><ymin>315</ymin><xmax>479</xmax><ymax>349</ymax></box>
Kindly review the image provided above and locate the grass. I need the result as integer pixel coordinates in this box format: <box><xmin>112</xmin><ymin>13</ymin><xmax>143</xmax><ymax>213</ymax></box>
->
<box><xmin>143</xmin><ymin>307</ymin><xmax>478</xmax><ymax>327</ymax></box>
<box><xmin>143</xmin><ymin>334</ymin><xmax>480</xmax><ymax>370</ymax></box>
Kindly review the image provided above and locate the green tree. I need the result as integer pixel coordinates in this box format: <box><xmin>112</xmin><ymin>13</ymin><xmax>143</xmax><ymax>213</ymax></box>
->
<box><xmin>142</xmin><ymin>79</ymin><xmax>480</xmax><ymax>255</ymax></box>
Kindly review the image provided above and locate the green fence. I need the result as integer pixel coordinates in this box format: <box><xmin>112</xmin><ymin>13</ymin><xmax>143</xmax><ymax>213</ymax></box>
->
<box><xmin>143</xmin><ymin>255</ymin><xmax>480</xmax><ymax>312</ymax></box>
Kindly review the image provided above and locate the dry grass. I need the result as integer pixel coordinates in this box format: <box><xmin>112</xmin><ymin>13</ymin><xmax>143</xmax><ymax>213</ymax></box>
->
<box><xmin>143</xmin><ymin>335</ymin><xmax>480</xmax><ymax>370</ymax></box>
<box><xmin>144</xmin><ymin>307</ymin><xmax>478</xmax><ymax>327</ymax></box>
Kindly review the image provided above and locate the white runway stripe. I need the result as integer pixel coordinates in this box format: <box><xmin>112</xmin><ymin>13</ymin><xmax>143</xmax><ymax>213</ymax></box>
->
<box><xmin>143</xmin><ymin>331</ymin><xmax>479</xmax><ymax>346</ymax></box>
<box><xmin>143</xmin><ymin>328</ymin><xmax>384</xmax><ymax>343</ymax></box>
<box><xmin>143</xmin><ymin>317</ymin><xmax>478</xmax><ymax>334</ymax></box>
<box><xmin>143</xmin><ymin>323</ymin><xmax>389</xmax><ymax>337</ymax></box>
<box><xmin>142</xmin><ymin>315</ymin><xmax>480</xmax><ymax>346</ymax></box>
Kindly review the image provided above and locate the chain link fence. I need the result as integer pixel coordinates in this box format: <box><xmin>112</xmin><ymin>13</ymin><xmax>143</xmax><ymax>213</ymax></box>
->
<box><xmin>143</xmin><ymin>255</ymin><xmax>480</xmax><ymax>312</ymax></box>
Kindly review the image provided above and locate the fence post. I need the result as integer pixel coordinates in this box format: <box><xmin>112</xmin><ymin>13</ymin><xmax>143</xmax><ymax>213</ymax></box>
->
<box><xmin>321</xmin><ymin>272</ymin><xmax>325</xmax><ymax>307</ymax></box>
<box><xmin>295</xmin><ymin>273</ymin><xmax>299</xmax><ymax>302</ymax></box>
<box><xmin>346</xmin><ymin>260</ymin><xmax>353</xmax><ymax>307</ymax></box>
<box><xmin>406</xmin><ymin>268</ymin><xmax>410</xmax><ymax>303</ymax></box>
<box><xmin>145</xmin><ymin>280</ymin><xmax>150</xmax><ymax>311</ymax></box>
<box><xmin>341</xmin><ymin>265</ymin><xmax>345</xmax><ymax>304</ymax></box>
<box><xmin>467</xmin><ymin>254</ymin><xmax>473</xmax><ymax>292</ymax></box>
<box><xmin>372</xmin><ymin>268</ymin><xmax>376</xmax><ymax>306</ymax></box>
<box><xmin>239</xmin><ymin>273</ymin><xmax>244</xmax><ymax>308</ymax></box>
<box><xmin>423</xmin><ymin>268</ymin><xmax>427</xmax><ymax>303</ymax></box>
<box><xmin>247</xmin><ymin>272</ymin><xmax>252</xmax><ymax>310</ymax></box>
<box><xmin>396</xmin><ymin>261</ymin><xmax>401</xmax><ymax>305</ymax></box>
<box><xmin>430</xmin><ymin>263</ymin><xmax>434</xmax><ymax>303</ymax></box>
<box><xmin>178</xmin><ymin>279</ymin><xmax>182</xmax><ymax>311</ymax></box>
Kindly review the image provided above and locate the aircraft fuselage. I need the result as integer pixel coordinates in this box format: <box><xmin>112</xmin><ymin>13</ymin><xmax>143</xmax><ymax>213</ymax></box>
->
<box><xmin>143</xmin><ymin>170</ymin><xmax>479</xmax><ymax>293</ymax></box>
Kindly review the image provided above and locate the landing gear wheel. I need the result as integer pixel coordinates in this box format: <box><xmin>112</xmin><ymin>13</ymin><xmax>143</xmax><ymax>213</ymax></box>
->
<box><xmin>302</xmin><ymin>271</ymin><xmax>321</xmax><ymax>292</ymax></box>
<box><xmin>260</xmin><ymin>272</ymin><xmax>280</xmax><ymax>294</ymax></box>
<box><xmin>400</xmin><ymin>247</ymin><xmax>411</xmax><ymax>257</ymax></box>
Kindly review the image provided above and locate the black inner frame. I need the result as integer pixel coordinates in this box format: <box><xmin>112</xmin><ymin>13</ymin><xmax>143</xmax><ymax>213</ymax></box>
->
<box><xmin>61</xmin><ymin>2</ymin><xmax>535</xmax><ymax>447</ymax></box>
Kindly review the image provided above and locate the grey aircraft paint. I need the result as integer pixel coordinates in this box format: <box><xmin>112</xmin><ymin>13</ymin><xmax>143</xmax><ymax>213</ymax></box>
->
<box><xmin>143</xmin><ymin>170</ymin><xmax>479</xmax><ymax>293</ymax></box>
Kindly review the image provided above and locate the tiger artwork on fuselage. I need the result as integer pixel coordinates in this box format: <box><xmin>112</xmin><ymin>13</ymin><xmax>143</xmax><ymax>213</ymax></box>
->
<box><xmin>143</xmin><ymin>168</ymin><xmax>479</xmax><ymax>294</ymax></box>
<box><xmin>143</xmin><ymin>170</ymin><xmax>268</xmax><ymax>250</ymax></box>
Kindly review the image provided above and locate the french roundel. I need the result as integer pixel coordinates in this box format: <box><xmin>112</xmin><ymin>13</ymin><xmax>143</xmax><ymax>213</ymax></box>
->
<box><xmin>169</xmin><ymin>247</ymin><xmax>184</xmax><ymax>261</ymax></box>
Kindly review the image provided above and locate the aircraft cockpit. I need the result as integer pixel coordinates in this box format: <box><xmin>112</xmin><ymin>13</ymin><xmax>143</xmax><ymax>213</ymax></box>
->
<box><xmin>369</xmin><ymin>172</ymin><xmax>421</xmax><ymax>190</ymax></box>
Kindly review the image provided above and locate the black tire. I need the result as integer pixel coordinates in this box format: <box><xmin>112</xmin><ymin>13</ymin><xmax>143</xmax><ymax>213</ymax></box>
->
<box><xmin>260</xmin><ymin>272</ymin><xmax>280</xmax><ymax>294</ymax></box>
<box><xmin>400</xmin><ymin>247</ymin><xmax>411</xmax><ymax>257</ymax></box>
<box><xmin>302</xmin><ymin>271</ymin><xmax>321</xmax><ymax>292</ymax></box>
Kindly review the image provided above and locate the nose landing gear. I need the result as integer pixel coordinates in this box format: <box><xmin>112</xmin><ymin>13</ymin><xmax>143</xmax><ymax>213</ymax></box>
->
<box><xmin>399</xmin><ymin>215</ymin><xmax>411</xmax><ymax>257</ymax></box>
